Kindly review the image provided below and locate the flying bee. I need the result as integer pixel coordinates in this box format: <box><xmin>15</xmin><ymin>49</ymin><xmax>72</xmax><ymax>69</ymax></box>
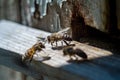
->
<box><xmin>22</xmin><ymin>41</ymin><xmax>45</xmax><ymax>62</ymax></box>
<box><xmin>47</xmin><ymin>27</ymin><xmax>72</xmax><ymax>47</ymax></box>
<box><xmin>63</xmin><ymin>46</ymin><xmax>88</xmax><ymax>60</ymax></box>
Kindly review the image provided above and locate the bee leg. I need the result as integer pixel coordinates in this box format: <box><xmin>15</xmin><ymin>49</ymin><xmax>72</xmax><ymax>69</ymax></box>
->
<box><xmin>36</xmin><ymin>52</ymin><xmax>40</xmax><ymax>57</ymax></box>
<box><xmin>56</xmin><ymin>41</ymin><xmax>58</xmax><ymax>47</ymax></box>
<box><xmin>41</xmin><ymin>49</ymin><xmax>49</xmax><ymax>56</ymax></box>
<box><xmin>69</xmin><ymin>55</ymin><xmax>73</xmax><ymax>60</ymax></box>
<box><xmin>41</xmin><ymin>49</ymin><xmax>45</xmax><ymax>53</ymax></box>
<box><xmin>68</xmin><ymin>41</ymin><xmax>71</xmax><ymax>44</ymax></box>
<box><xmin>74</xmin><ymin>55</ymin><xmax>78</xmax><ymax>60</ymax></box>
<box><xmin>22</xmin><ymin>57</ymin><xmax>26</xmax><ymax>62</ymax></box>
<box><xmin>63</xmin><ymin>40</ymin><xmax>69</xmax><ymax>46</ymax></box>
<box><xmin>29</xmin><ymin>56</ymin><xmax>33</xmax><ymax>62</ymax></box>
<box><xmin>51</xmin><ymin>42</ymin><xmax>53</xmax><ymax>47</ymax></box>
<box><xmin>61</xmin><ymin>41</ymin><xmax>63</xmax><ymax>46</ymax></box>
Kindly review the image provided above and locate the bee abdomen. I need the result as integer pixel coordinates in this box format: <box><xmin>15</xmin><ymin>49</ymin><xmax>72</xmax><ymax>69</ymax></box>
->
<box><xmin>75</xmin><ymin>49</ymin><xmax>87</xmax><ymax>59</ymax></box>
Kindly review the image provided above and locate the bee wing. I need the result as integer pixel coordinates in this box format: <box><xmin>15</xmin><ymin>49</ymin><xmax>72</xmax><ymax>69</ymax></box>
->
<box><xmin>37</xmin><ymin>36</ymin><xmax>46</xmax><ymax>41</ymax></box>
<box><xmin>36</xmin><ymin>36</ymin><xmax>48</xmax><ymax>45</ymax></box>
<box><xmin>57</xmin><ymin>27</ymin><xmax>70</xmax><ymax>34</ymax></box>
<box><xmin>33</xmin><ymin>56</ymin><xmax>51</xmax><ymax>61</ymax></box>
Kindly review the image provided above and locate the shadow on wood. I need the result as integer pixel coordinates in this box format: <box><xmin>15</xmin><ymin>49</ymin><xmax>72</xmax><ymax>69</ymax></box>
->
<box><xmin>0</xmin><ymin>20</ymin><xmax>120</xmax><ymax>80</ymax></box>
<box><xmin>58</xmin><ymin>54</ymin><xmax>120</xmax><ymax>80</ymax></box>
<box><xmin>80</xmin><ymin>26</ymin><xmax>120</xmax><ymax>55</ymax></box>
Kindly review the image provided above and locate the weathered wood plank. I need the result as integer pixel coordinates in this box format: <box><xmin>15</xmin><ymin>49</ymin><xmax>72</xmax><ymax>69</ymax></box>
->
<box><xmin>0</xmin><ymin>20</ymin><xmax>120</xmax><ymax>80</ymax></box>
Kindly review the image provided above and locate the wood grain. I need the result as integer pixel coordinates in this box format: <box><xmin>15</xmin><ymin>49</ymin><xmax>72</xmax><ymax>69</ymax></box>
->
<box><xmin>0</xmin><ymin>20</ymin><xmax>120</xmax><ymax>80</ymax></box>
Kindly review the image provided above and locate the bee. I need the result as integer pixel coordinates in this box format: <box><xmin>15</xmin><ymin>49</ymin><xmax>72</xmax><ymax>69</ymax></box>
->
<box><xmin>47</xmin><ymin>27</ymin><xmax>72</xmax><ymax>47</ymax></box>
<box><xmin>22</xmin><ymin>41</ymin><xmax>45</xmax><ymax>62</ymax></box>
<box><xmin>63</xmin><ymin>46</ymin><xmax>87</xmax><ymax>60</ymax></box>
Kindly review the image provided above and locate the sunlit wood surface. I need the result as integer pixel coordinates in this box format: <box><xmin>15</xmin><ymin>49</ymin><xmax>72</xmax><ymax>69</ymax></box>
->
<box><xmin>0</xmin><ymin>20</ymin><xmax>120</xmax><ymax>80</ymax></box>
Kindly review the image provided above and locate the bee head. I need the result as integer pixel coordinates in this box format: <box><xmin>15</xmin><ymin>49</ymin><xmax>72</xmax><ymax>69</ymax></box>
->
<box><xmin>41</xmin><ymin>44</ymin><xmax>45</xmax><ymax>48</ymax></box>
<box><xmin>63</xmin><ymin>48</ymin><xmax>69</xmax><ymax>56</ymax></box>
<box><xmin>35</xmin><ymin>41</ymin><xmax>45</xmax><ymax>48</ymax></box>
<box><xmin>63</xmin><ymin>47</ymin><xmax>73</xmax><ymax>56</ymax></box>
<box><xmin>39</xmin><ymin>42</ymin><xmax>45</xmax><ymax>48</ymax></box>
<box><xmin>22</xmin><ymin>54</ymin><xmax>30</xmax><ymax>62</ymax></box>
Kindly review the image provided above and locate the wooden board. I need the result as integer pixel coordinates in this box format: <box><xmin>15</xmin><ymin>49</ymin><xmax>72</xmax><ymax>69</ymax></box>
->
<box><xmin>0</xmin><ymin>20</ymin><xmax>120</xmax><ymax>80</ymax></box>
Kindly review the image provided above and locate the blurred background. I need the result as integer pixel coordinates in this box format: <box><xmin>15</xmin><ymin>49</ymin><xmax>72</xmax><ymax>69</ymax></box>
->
<box><xmin>0</xmin><ymin>65</ymin><xmax>35</xmax><ymax>80</ymax></box>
